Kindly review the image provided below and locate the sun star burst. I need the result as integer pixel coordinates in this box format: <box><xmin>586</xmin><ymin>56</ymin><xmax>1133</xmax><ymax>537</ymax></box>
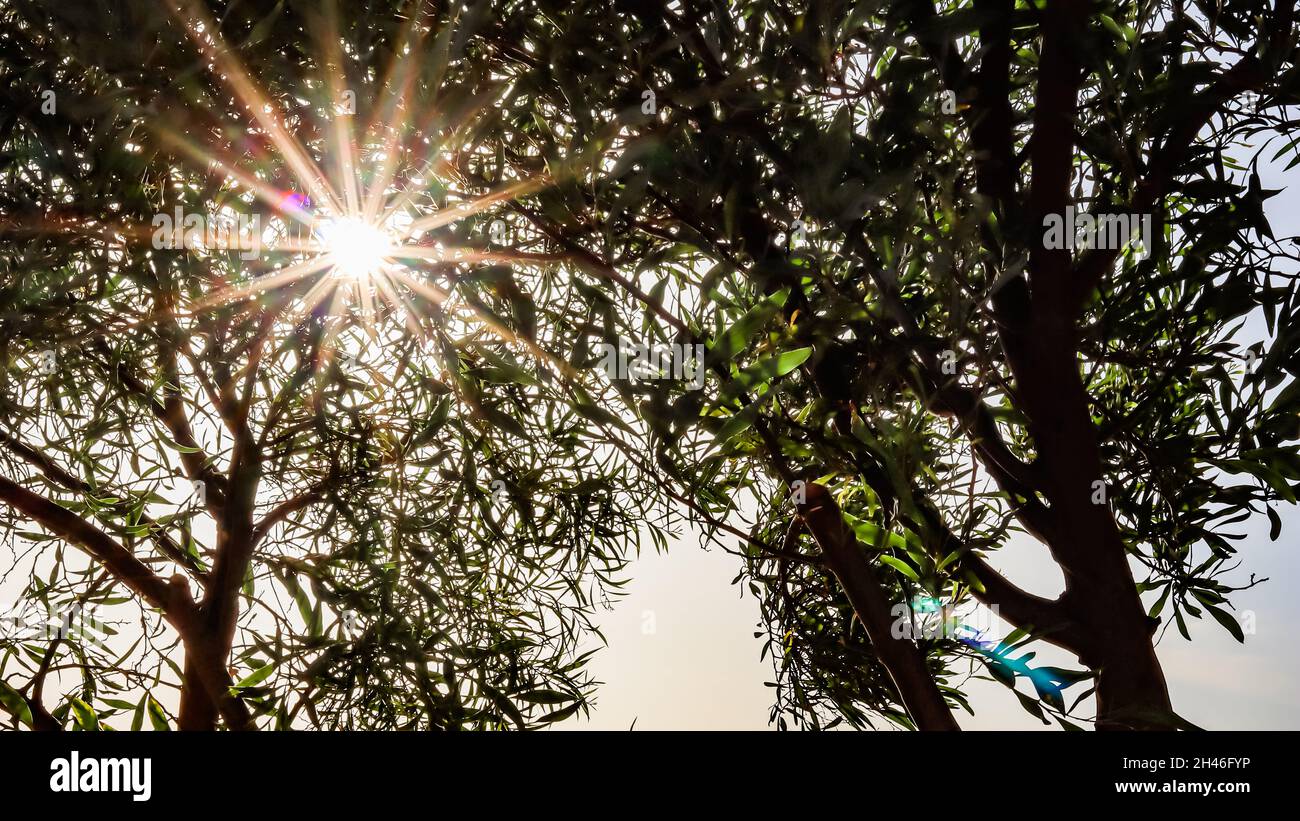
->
<box><xmin>318</xmin><ymin>216</ymin><xmax>394</xmax><ymax>281</ymax></box>
<box><xmin>17</xmin><ymin>0</ymin><xmax>586</xmax><ymax>384</ymax></box>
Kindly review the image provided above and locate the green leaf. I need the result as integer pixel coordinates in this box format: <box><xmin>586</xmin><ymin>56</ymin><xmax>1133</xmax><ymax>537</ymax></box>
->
<box><xmin>1012</xmin><ymin>689</ymin><xmax>1050</xmax><ymax>725</ymax></box>
<box><xmin>70</xmin><ymin>697</ymin><xmax>99</xmax><ymax>731</ymax></box>
<box><xmin>574</xmin><ymin>401</ymin><xmax>632</xmax><ymax>432</ymax></box>
<box><xmin>131</xmin><ymin>694</ymin><xmax>146</xmax><ymax>732</ymax></box>
<box><xmin>481</xmin><ymin>406</ymin><xmax>526</xmax><ymax>437</ymax></box>
<box><xmin>0</xmin><ymin>680</ymin><xmax>33</xmax><ymax>728</ymax></box>
<box><xmin>1203</xmin><ymin>603</ymin><xmax>1246</xmax><ymax>643</ymax></box>
<box><xmin>147</xmin><ymin>696</ymin><xmax>169</xmax><ymax>731</ymax></box>
<box><xmin>936</xmin><ymin>549</ymin><xmax>963</xmax><ymax>571</ymax></box>
<box><xmin>481</xmin><ymin>683</ymin><xmax>526</xmax><ymax>729</ymax></box>
<box><xmin>771</xmin><ymin>347</ymin><xmax>813</xmax><ymax>376</ymax></box>
<box><xmin>517</xmin><ymin>689</ymin><xmax>575</xmax><ymax>705</ymax></box>
<box><xmin>234</xmin><ymin>663</ymin><xmax>276</xmax><ymax>691</ymax></box>
<box><xmin>878</xmin><ymin>554</ymin><xmax>921</xmax><ymax>581</ymax></box>
<box><xmin>718</xmin><ymin>346</ymin><xmax>812</xmax><ymax>402</ymax></box>
<box><xmin>538</xmin><ymin>701</ymin><xmax>583</xmax><ymax>723</ymax></box>
<box><xmin>707</xmin><ymin>289</ymin><xmax>790</xmax><ymax>365</ymax></box>
<box><xmin>712</xmin><ymin>399</ymin><xmax>761</xmax><ymax>445</ymax></box>
<box><xmin>1148</xmin><ymin>584</ymin><xmax>1171</xmax><ymax>618</ymax></box>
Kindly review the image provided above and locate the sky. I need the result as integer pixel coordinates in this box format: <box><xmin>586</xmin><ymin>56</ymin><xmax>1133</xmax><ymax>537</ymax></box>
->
<box><xmin>1</xmin><ymin>29</ymin><xmax>1295</xmax><ymax>731</ymax></box>
<box><xmin>568</xmin><ymin>144</ymin><xmax>1300</xmax><ymax>732</ymax></box>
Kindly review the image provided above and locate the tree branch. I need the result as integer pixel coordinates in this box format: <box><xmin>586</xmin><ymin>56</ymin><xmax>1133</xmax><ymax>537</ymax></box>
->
<box><xmin>1025</xmin><ymin>0</ymin><xmax>1089</xmax><ymax>316</ymax></box>
<box><xmin>1070</xmin><ymin>57</ymin><xmax>1281</xmax><ymax>311</ymax></box>
<box><xmin>95</xmin><ymin>340</ymin><xmax>229</xmax><ymax>512</ymax></box>
<box><xmin>250</xmin><ymin>486</ymin><xmax>322</xmax><ymax>549</ymax></box>
<box><xmin>0</xmin><ymin>428</ymin><xmax>206</xmax><ymax>577</ymax></box>
<box><xmin>798</xmin><ymin>483</ymin><xmax>960</xmax><ymax>730</ymax></box>
<box><xmin>0</xmin><ymin>475</ymin><xmax>177</xmax><ymax>613</ymax></box>
<box><xmin>912</xmin><ymin>495</ymin><xmax>1084</xmax><ymax>649</ymax></box>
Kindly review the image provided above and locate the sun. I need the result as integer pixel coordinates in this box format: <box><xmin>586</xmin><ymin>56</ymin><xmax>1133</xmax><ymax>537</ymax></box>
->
<box><xmin>318</xmin><ymin>216</ymin><xmax>393</xmax><ymax>281</ymax></box>
<box><xmin>153</xmin><ymin>0</ymin><xmax>571</xmax><ymax>373</ymax></box>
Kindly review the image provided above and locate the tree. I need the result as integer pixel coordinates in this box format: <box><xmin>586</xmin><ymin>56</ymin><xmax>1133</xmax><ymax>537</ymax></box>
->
<box><xmin>470</xmin><ymin>0</ymin><xmax>1300</xmax><ymax>729</ymax></box>
<box><xmin>2</xmin><ymin>0</ymin><xmax>1297</xmax><ymax>734</ymax></box>
<box><xmin>0</xmin><ymin>0</ymin><xmax>660</xmax><ymax>730</ymax></box>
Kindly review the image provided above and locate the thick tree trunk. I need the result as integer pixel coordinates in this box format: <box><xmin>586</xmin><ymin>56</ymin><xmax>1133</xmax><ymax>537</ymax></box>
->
<box><xmin>174</xmin><ymin>578</ymin><xmax>255</xmax><ymax>731</ymax></box>
<box><xmin>178</xmin><ymin>449</ymin><xmax>261</xmax><ymax>731</ymax></box>
<box><xmin>1061</xmin><ymin>532</ymin><xmax>1173</xmax><ymax>729</ymax></box>
<box><xmin>175</xmin><ymin>624</ymin><xmax>256</xmax><ymax>731</ymax></box>
<box><xmin>178</xmin><ymin>650</ymin><xmax>220</xmax><ymax>730</ymax></box>
<box><xmin>1013</xmin><ymin>329</ymin><xmax>1175</xmax><ymax>728</ymax></box>
<box><xmin>1092</xmin><ymin>635</ymin><xmax>1173</xmax><ymax>730</ymax></box>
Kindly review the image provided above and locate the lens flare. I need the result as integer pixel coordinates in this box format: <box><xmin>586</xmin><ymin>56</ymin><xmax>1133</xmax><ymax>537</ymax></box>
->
<box><xmin>319</xmin><ymin>217</ymin><xmax>392</xmax><ymax>280</ymax></box>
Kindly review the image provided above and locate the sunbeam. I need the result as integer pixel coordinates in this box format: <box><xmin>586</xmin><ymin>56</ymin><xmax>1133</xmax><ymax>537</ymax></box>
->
<box><xmin>3</xmin><ymin>0</ymin><xmax>598</xmax><ymax>375</ymax></box>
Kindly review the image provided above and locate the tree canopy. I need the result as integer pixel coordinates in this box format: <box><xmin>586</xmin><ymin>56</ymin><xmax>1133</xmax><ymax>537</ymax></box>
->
<box><xmin>1</xmin><ymin>0</ymin><xmax>1298</xmax><ymax>731</ymax></box>
<box><xmin>0</xmin><ymin>0</ymin><xmax>662</xmax><ymax>730</ymax></box>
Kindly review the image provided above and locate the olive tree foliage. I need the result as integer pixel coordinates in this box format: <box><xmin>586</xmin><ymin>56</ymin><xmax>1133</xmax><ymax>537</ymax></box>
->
<box><xmin>0</xmin><ymin>0</ymin><xmax>663</xmax><ymax>730</ymax></box>
<box><xmin>1</xmin><ymin>0</ymin><xmax>1297</xmax><ymax>735</ymax></box>
<box><xmin>470</xmin><ymin>0</ymin><xmax>1300</xmax><ymax>729</ymax></box>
